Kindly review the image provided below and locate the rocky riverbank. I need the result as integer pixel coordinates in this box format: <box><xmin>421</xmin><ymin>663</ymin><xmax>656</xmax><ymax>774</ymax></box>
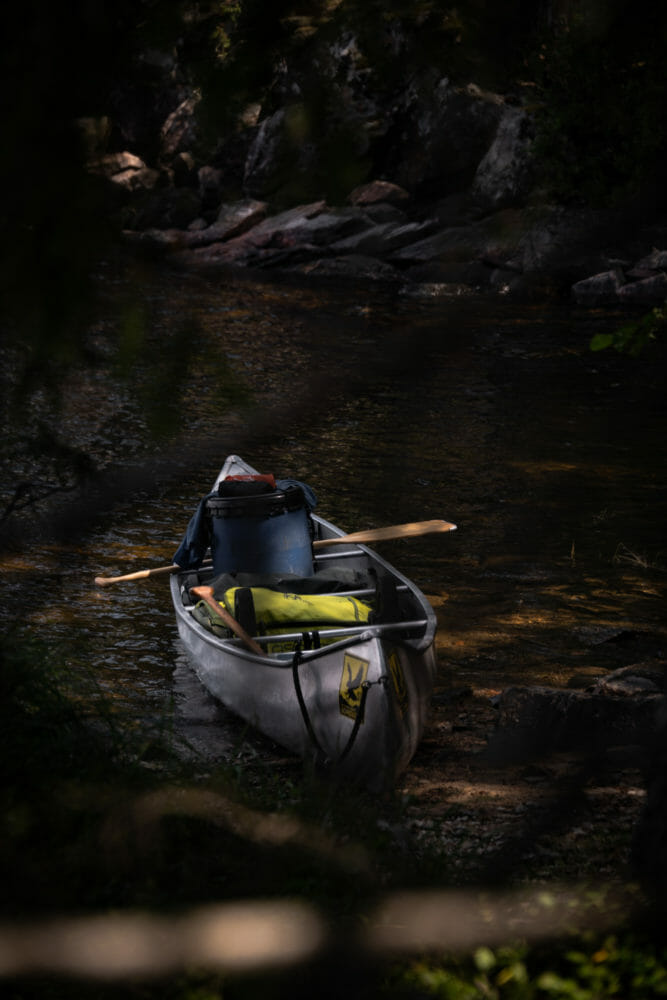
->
<box><xmin>85</xmin><ymin>55</ymin><xmax>667</xmax><ymax>306</ymax></box>
<box><xmin>122</xmin><ymin>186</ymin><xmax>667</xmax><ymax>304</ymax></box>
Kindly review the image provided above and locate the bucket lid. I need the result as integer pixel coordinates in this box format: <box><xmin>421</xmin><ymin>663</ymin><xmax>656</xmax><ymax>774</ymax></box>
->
<box><xmin>206</xmin><ymin>484</ymin><xmax>306</xmax><ymax>518</ymax></box>
<box><xmin>217</xmin><ymin>478</ymin><xmax>274</xmax><ymax>499</ymax></box>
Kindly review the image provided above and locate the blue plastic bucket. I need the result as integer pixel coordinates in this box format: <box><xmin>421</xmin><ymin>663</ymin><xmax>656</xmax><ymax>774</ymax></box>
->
<box><xmin>206</xmin><ymin>485</ymin><xmax>313</xmax><ymax>576</ymax></box>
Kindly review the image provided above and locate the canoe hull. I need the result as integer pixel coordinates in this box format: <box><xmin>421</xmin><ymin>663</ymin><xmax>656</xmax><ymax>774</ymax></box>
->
<box><xmin>174</xmin><ymin>606</ymin><xmax>436</xmax><ymax>791</ymax></box>
<box><xmin>171</xmin><ymin>455</ymin><xmax>439</xmax><ymax>792</ymax></box>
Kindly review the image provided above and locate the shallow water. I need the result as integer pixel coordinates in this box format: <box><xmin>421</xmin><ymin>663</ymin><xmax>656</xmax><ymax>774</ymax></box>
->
<box><xmin>3</xmin><ymin>259</ymin><xmax>666</xmax><ymax>766</ymax></box>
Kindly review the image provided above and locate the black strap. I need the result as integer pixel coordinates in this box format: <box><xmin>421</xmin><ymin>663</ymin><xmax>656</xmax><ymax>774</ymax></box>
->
<box><xmin>291</xmin><ymin>645</ymin><xmax>327</xmax><ymax>765</ymax></box>
<box><xmin>336</xmin><ymin>681</ymin><xmax>371</xmax><ymax>764</ymax></box>
<box><xmin>291</xmin><ymin>648</ymin><xmax>379</xmax><ymax>770</ymax></box>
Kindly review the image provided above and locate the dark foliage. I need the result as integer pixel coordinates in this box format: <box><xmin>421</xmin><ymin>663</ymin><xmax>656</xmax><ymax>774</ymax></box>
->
<box><xmin>530</xmin><ymin>0</ymin><xmax>667</xmax><ymax>205</ymax></box>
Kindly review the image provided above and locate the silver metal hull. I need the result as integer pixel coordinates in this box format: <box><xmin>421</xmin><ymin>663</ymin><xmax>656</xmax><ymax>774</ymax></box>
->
<box><xmin>171</xmin><ymin>455</ymin><xmax>438</xmax><ymax>792</ymax></box>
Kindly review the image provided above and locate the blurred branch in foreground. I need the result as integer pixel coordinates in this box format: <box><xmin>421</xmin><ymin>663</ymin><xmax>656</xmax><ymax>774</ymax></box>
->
<box><xmin>0</xmin><ymin>884</ymin><xmax>639</xmax><ymax>979</ymax></box>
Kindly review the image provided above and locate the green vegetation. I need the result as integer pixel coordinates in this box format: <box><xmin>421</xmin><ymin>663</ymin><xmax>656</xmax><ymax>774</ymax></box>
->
<box><xmin>386</xmin><ymin>934</ymin><xmax>667</xmax><ymax>998</ymax></box>
<box><xmin>529</xmin><ymin>2</ymin><xmax>667</xmax><ymax>207</ymax></box>
<box><xmin>181</xmin><ymin>0</ymin><xmax>667</xmax><ymax>208</ymax></box>
<box><xmin>590</xmin><ymin>304</ymin><xmax>667</xmax><ymax>356</ymax></box>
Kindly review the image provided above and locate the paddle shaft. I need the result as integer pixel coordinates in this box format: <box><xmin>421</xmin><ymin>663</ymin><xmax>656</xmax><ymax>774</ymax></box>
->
<box><xmin>312</xmin><ymin>519</ymin><xmax>457</xmax><ymax>549</ymax></box>
<box><xmin>191</xmin><ymin>586</ymin><xmax>267</xmax><ymax>656</ymax></box>
<box><xmin>94</xmin><ymin>520</ymin><xmax>457</xmax><ymax>586</ymax></box>
<box><xmin>95</xmin><ymin>564</ymin><xmax>180</xmax><ymax>587</ymax></box>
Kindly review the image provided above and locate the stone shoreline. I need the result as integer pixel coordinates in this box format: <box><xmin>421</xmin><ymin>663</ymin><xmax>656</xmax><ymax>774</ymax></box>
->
<box><xmin>119</xmin><ymin>181</ymin><xmax>667</xmax><ymax>305</ymax></box>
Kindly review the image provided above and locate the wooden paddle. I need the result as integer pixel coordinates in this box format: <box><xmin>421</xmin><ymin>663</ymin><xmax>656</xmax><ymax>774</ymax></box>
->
<box><xmin>191</xmin><ymin>586</ymin><xmax>267</xmax><ymax>657</ymax></box>
<box><xmin>95</xmin><ymin>564</ymin><xmax>180</xmax><ymax>587</ymax></box>
<box><xmin>93</xmin><ymin>519</ymin><xmax>457</xmax><ymax>586</ymax></box>
<box><xmin>312</xmin><ymin>519</ymin><xmax>457</xmax><ymax>549</ymax></box>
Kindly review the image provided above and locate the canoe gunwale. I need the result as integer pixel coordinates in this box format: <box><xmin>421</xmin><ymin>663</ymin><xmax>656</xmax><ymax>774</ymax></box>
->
<box><xmin>175</xmin><ymin>616</ymin><xmax>431</xmax><ymax>668</ymax></box>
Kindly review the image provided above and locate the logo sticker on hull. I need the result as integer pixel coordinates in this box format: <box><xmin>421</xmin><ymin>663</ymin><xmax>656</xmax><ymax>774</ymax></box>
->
<box><xmin>339</xmin><ymin>653</ymin><xmax>369</xmax><ymax>720</ymax></box>
<box><xmin>388</xmin><ymin>649</ymin><xmax>408</xmax><ymax>716</ymax></box>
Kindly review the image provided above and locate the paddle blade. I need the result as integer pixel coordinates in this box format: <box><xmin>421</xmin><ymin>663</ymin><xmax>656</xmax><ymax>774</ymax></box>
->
<box><xmin>312</xmin><ymin>519</ymin><xmax>457</xmax><ymax>549</ymax></box>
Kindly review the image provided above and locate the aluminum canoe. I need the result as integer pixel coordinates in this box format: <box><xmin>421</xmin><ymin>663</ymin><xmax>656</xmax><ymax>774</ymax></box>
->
<box><xmin>171</xmin><ymin>455</ymin><xmax>438</xmax><ymax>792</ymax></box>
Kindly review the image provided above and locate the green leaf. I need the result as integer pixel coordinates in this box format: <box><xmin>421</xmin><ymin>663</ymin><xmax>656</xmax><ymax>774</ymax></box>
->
<box><xmin>474</xmin><ymin>946</ymin><xmax>496</xmax><ymax>972</ymax></box>
<box><xmin>590</xmin><ymin>333</ymin><xmax>614</xmax><ymax>352</ymax></box>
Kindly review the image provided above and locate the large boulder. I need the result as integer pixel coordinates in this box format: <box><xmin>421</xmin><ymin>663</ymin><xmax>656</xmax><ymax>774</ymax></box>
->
<box><xmin>243</xmin><ymin>109</ymin><xmax>293</xmax><ymax>199</ymax></box>
<box><xmin>243</xmin><ymin>104</ymin><xmax>370</xmax><ymax>203</ymax></box>
<box><xmin>487</xmin><ymin>663</ymin><xmax>666</xmax><ymax>763</ymax></box>
<box><xmin>472</xmin><ymin>105</ymin><xmax>534</xmax><ymax>209</ymax></box>
<box><xmin>385</xmin><ymin>79</ymin><xmax>505</xmax><ymax>198</ymax></box>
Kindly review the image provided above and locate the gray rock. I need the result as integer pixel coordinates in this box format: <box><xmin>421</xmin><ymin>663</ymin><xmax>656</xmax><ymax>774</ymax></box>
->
<box><xmin>362</xmin><ymin>203</ymin><xmax>409</xmax><ymax>225</ymax></box>
<box><xmin>618</xmin><ymin>272</ymin><xmax>667</xmax><ymax>303</ymax></box>
<box><xmin>593</xmin><ymin>662</ymin><xmax>667</xmax><ymax>691</ymax></box>
<box><xmin>390</xmin><ymin>225</ymin><xmax>485</xmax><ymax>265</ymax></box>
<box><xmin>487</xmin><ymin>683</ymin><xmax>663</xmax><ymax>762</ymax></box>
<box><xmin>243</xmin><ymin>108</ymin><xmax>321</xmax><ymax>200</ymax></box>
<box><xmin>160</xmin><ymin>95</ymin><xmax>200</xmax><ymax>162</ymax></box>
<box><xmin>593</xmin><ymin>676</ymin><xmax>660</xmax><ymax>696</ymax></box>
<box><xmin>348</xmin><ymin>180</ymin><xmax>411</xmax><ymax>207</ymax></box>
<box><xmin>330</xmin><ymin>220</ymin><xmax>435</xmax><ymax>256</ymax></box>
<box><xmin>391</xmin><ymin>79</ymin><xmax>504</xmax><ymax>193</ymax></box>
<box><xmin>633</xmin><ymin>249</ymin><xmax>667</xmax><ymax>272</ymax></box>
<box><xmin>184</xmin><ymin>201</ymin><xmax>328</xmax><ymax>265</ymax></box>
<box><xmin>209</xmin><ymin>199</ymin><xmax>267</xmax><ymax>239</ymax></box>
<box><xmin>472</xmin><ymin>106</ymin><xmax>534</xmax><ymax>209</ymax></box>
<box><xmin>92</xmin><ymin>151</ymin><xmax>161</xmax><ymax>192</ymax></box>
<box><xmin>171</xmin><ymin>200</ymin><xmax>268</xmax><ymax>248</ymax></box>
<box><xmin>282</xmin><ymin>209</ymin><xmax>372</xmax><ymax>246</ymax></box>
<box><xmin>572</xmin><ymin>269</ymin><xmax>626</xmax><ymax>305</ymax></box>
<box><xmin>247</xmin><ymin>201</ymin><xmax>328</xmax><ymax>236</ymax></box>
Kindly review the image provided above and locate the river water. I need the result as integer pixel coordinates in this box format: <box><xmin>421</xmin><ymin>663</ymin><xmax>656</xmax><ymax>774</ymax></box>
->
<box><xmin>3</xmin><ymin>256</ymin><xmax>667</xmax><ymax>769</ymax></box>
